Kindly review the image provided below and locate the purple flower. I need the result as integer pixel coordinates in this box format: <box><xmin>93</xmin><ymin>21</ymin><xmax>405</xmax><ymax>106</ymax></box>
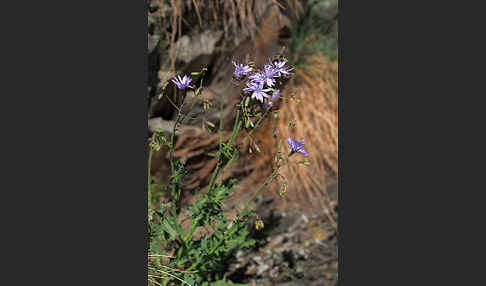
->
<box><xmin>171</xmin><ymin>74</ymin><xmax>194</xmax><ymax>90</ymax></box>
<box><xmin>263</xmin><ymin>63</ymin><xmax>278</xmax><ymax>84</ymax></box>
<box><xmin>287</xmin><ymin>137</ymin><xmax>308</xmax><ymax>156</ymax></box>
<box><xmin>243</xmin><ymin>82</ymin><xmax>271</xmax><ymax>103</ymax></box>
<box><xmin>248</xmin><ymin>72</ymin><xmax>265</xmax><ymax>84</ymax></box>
<box><xmin>272</xmin><ymin>60</ymin><xmax>292</xmax><ymax>77</ymax></box>
<box><xmin>232</xmin><ymin>61</ymin><xmax>253</xmax><ymax>79</ymax></box>
<box><xmin>248</xmin><ymin>71</ymin><xmax>276</xmax><ymax>87</ymax></box>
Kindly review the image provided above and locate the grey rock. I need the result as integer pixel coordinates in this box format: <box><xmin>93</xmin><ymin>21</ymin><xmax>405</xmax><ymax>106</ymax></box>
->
<box><xmin>257</xmin><ymin>263</ymin><xmax>270</xmax><ymax>275</ymax></box>
<box><xmin>174</xmin><ymin>30</ymin><xmax>223</xmax><ymax>63</ymax></box>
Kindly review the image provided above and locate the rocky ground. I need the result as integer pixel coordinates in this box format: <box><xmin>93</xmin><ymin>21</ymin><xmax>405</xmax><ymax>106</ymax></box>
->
<box><xmin>225</xmin><ymin>178</ymin><xmax>338</xmax><ymax>286</ymax></box>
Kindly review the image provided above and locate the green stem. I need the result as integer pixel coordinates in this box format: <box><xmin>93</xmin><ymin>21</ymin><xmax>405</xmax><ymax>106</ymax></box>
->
<box><xmin>186</xmin><ymin>234</ymin><xmax>225</xmax><ymax>271</ymax></box>
<box><xmin>219</xmin><ymin>85</ymin><xmax>225</xmax><ymax>131</ymax></box>
<box><xmin>168</xmin><ymin>90</ymin><xmax>187</xmax><ymax>205</ymax></box>
<box><xmin>207</xmin><ymin>162</ymin><xmax>222</xmax><ymax>193</ymax></box>
<box><xmin>228</xmin><ymin>109</ymin><xmax>241</xmax><ymax>146</ymax></box>
<box><xmin>164</xmin><ymin>93</ymin><xmax>198</xmax><ymax>121</ymax></box>
<box><xmin>148</xmin><ymin>147</ymin><xmax>153</xmax><ymax>205</ymax></box>
<box><xmin>168</xmin><ymin>115</ymin><xmax>179</xmax><ymax>174</ymax></box>
<box><xmin>243</xmin><ymin>108</ymin><xmax>270</xmax><ymax>142</ymax></box>
<box><xmin>207</xmin><ymin>109</ymin><xmax>241</xmax><ymax>193</ymax></box>
<box><xmin>241</xmin><ymin>153</ymin><xmax>294</xmax><ymax>214</ymax></box>
<box><xmin>180</xmin><ymin>90</ymin><xmax>202</xmax><ymax>123</ymax></box>
<box><xmin>183</xmin><ymin>220</ymin><xmax>199</xmax><ymax>243</ymax></box>
<box><xmin>241</xmin><ymin>163</ymin><xmax>282</xmax><ymax>215</ymax></box>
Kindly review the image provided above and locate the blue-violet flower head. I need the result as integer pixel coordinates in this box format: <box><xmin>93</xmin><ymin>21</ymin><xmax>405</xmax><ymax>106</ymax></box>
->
<box><xmin>172</xmin><ymin>74</ymin><xmax>194</xmax><ymax>89</ymax></box>
<box><xmin>243</xmin><ymin>82</ymin><xmax>271</xmax><ymax>103</ymax></box>
<box><xmin>272</xmin><ymin>60</ymin><xmax>292</xmax><ymax>77</ymax></box>
<box><xmin>287</xmin><ymin>137</ymin><xmax>308</xmax><ymax>156</ymax></box>
<box><xmin>232</xmin><ymin>61</ymin><xmax>253</xmax><ymax>79</ymax></box>
<box><xmin>249</xmin><ymin>71</ymin><xmax>276</xmax><ymax>87</ymax></box>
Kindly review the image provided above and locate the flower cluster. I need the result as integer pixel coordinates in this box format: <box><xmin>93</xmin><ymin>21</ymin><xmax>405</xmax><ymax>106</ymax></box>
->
<box><xmin>234</xmin><ymin>59</ymin><xmax>292</xmax><ymax>104</ymax></box>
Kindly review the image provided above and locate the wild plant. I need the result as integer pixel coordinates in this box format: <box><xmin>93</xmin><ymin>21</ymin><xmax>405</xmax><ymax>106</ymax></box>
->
<box><xmin>148</xmin><ymin>55</ymin><xmax>310</xmax><ymax>286</ymax></box>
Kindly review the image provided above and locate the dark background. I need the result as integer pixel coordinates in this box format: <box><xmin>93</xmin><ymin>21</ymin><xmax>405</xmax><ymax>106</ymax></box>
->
<box><xmin>0</xmin><ymin>0</ymin><xmax>483</xmax><ymax>285</ymax></box>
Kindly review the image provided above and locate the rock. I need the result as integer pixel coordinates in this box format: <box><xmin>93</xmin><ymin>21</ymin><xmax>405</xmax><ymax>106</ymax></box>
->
<box><xmin>269</xmin><ymin>266</ymin><xmax>279</xmax><ymax>278</ymax></box>
<box><xmin>257</xmin><ymin>263</ymin><xmax>269</xmax><ymax>276</ymax></box>
<box><xmin>174</xmin><ymin>30</ymin><xmax>223</xmax><ymax>63</ymax></box>
<box><xmin>296</xmin><ymin>249</ymin><xmax>308</xmax><ymax>260</ymax></box>
<box><xmin>148</xmin><ymin>117</ymin><xmax>200</xmax><ymax>134</ymax></box>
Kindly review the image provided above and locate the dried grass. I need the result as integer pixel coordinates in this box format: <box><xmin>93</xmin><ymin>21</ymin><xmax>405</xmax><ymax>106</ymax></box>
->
<box><xmin>239</xmin><ymin>54</ymin><xmax>338</xmax><ymax>212</ymax></box>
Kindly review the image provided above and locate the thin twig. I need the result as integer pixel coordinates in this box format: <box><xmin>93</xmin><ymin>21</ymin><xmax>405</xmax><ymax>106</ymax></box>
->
<box><xmin>149</xmin><ymin>265</ymin><xmax>198</xmax><ymax>274</ymax></box>
<box><xmin>148</xmin><ymin>254</ymin><xmax>173</xmax><ymax>258</ymax></box>
<box><xmin>191</xmin><ymin>0</ymin><xmax>203</xmax><ymax>27</ymax></box>
<box><xmin>163</xmin><ymin>93</ymin><xmax>199</xmax><ymax>121</ymax></box>
<box><xmin>148</xmin><ymin>277</ymin><xmax>163</xmax><ymax>286</ymax></box>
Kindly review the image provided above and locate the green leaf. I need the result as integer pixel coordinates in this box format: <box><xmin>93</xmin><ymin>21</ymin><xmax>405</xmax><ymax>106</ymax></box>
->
<box><xmin>206</xmin><ymin>121</ymin><xmax>215</xmax><ymax>128</ymax></box>
<box><xmin>214</xmin><ymin>231</ymin><xmax>223</xmax><ymax>240</ymax></box>
<box><xmin>162</xmin><ymin>220</ymin><xmax>178</xmax><ymax>240</ymax></box>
